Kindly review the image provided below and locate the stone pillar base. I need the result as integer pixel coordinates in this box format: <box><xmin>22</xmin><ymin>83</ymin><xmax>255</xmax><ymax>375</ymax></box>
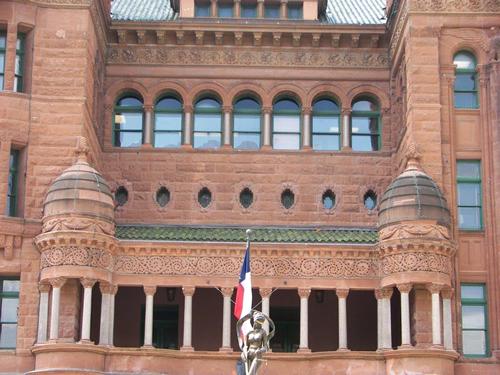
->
<box><xmin>77</xmin><ymin>340</ymin><xmax>94</xmax><ymax>345</ymax></box>
<box><xmin>261</xmin><ymin>145</ymin><xmax>272</xmax><ymax>151</ymax></box>
<box><xmin>181</xmin><ymin>144</ymin><xmax>193</xmax><ymax>150</ymax></box>
<box><xmin>141</xmin><ymin>345</ymin><xmax>154</xmax><ymax>349</ymax></box>
<box><xmin>398</xmin><ymin>344</ymin><xmax>413</xmax><ymax>350</ymax></box>
<box><xmin>297</xmin><ymin>348</ymin><xmax>311</xmax><ymax>353</ymax></box>
<box><xmin>180</xmin><ymin>346</ymin><xmax>194</xmax><ymax>352</ymax></box>
<box><xmin>336</xmin><ymin>348</ymin><xmax>350</xmax><ymax>352</ymax></box>
<box><xmin>219</xmin><ymin>346</ymin><xmax>233</xmax><ymax>352</ymax></box>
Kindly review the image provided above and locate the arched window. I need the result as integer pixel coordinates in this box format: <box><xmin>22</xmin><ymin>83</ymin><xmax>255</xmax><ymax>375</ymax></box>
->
<box><xmin>193</xmin><ymin>97</ymin><xmax>222</xmax><ymax>149</ymax></box>
<box><xmin>351</xmin><ymin>98</ymin><xmax>380</xmax><ymax>152</ymax></box>
<box><xmin>273</xmin><ymin>98</ymin><xmax>301</xmax><ymax>150</ymax></box>
<box><xmin>312</xmin><ymin>98</ymin><xmax>340</xmax><ymax>151</ymax></box>
<box><xmin>233</xmin><ymin>97</ymin><xmax>261</xmax><ymax>150</ymax></box>
<box><xmin>113</xmin><ymin>95</ymin><xmax>143</xmax><ymax>147</ymax></box>
<box><xmin>154</xmin><ymin>96</ymin><xmax>183</xmax><ymax>148</ymax></box>
<box><xmin>453</xmin><ymin>52</ymin><xmax>478</xmax><ymax>109</ymax></box>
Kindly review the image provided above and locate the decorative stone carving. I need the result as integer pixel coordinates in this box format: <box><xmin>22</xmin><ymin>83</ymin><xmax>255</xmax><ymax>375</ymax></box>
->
<box><xmin>144</xmin><ymin>285</ymin><xmax>157</xmax><ymax>296</ymax></box>
<box><xmin>381</xmin><ymin>250</ymin><xmax>452</xmax><ymax>276</ymax></box>
<box><xmin>427</xmin><ymin>283</ymin><xmax>443</xmax><ymax>294</ymax></box>
<box><xmin>412</xmin><ymin>0</ymin><xmax>500</xmax><ymax>12</ymax></box>
<box><xmin>336</xmin><ymin>289</ymin><xmax>349</xmax><ymax>299</ymax></box>
<box><xmin>298</xmin><ymin>288</ymin><xmax>311</xmax><ymax>298</ymax></box>
<box><xmin>441</xmin><ymin>288</ymin><xmax>454</xmax><ymax>299</ymax></box>
<box><xmin>40</xmin><ymin>246</ymin><xmax>113</xmax><ymax>271</ymax></box>
<box><xmin>39</xmin><ymin>283</ymin><xmax>51</xmax><ymax>293</ymax></box>
<box><xmin>42</xmin><ymin>217</ymin><xmax>115</xmax><ymax>236</ymax></box>
<box><xmin>182</xmin><ymin>286</ymin><xmax>196</xmax><ymax>296</ymax></box>
<box><xmin>397</xmin><ymin>283</ymin><xmax>412</xmax><ymax>294</ymax></box>
<box><xmin>100</xmin><ymin>282</ymin><xmax>113</xmax><ymax>294</ymax></box>
<box><xmin>49</xmin><ymin>277</ymin><xmax>66</xmax><ymax>289</ymax></box>
<box><xmin>375</xmin><ymin>288</ymin><xmax>393</xmax><ymax>300</ymax></box>
<box><xmin>0</xmin><ymin>234</ymin><xmax>22</xmax><ymax>260</ymax></box>
<box><xmin>379</xmin><ymin>223</ymin><xmax>450</xmax><ymax>241</ymax></box>
<box><xmin>220</xmin><ymin>287</ymin><xmax>234</xmax><ymax>297</ymax></box>
<box><xmin>259</xmin><ymin>288</ymin><xmax>273</xmax><ymax>298</ymax></box>
<box><xmin>80</xmin><ymin>278</ymin><xmax>97</xmax><ymax>289</ymax></box>
<box><xmin>107</xmin><ymin>46</ymin><xmax>389</xmax><ymax>69</ymax></box>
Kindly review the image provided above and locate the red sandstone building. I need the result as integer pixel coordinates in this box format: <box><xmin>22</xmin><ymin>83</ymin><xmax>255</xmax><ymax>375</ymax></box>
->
<box><xmin>0</xmin><ymin>0</ymin><xmax>499</xmax><ymax>374</ymax></box>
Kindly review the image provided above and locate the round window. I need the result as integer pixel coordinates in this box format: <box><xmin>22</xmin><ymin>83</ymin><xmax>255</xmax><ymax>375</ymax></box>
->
<box><xmin>156</xmin><ymin>187</ymin><xmax>170</xmax><ymax>207</ymax></box>
<box><xmin>281</xmin><ymin>189</ymin><xmax>295</xmax><ymax>209</ymax></box>
<box><xmin>198</xmin><ymin>187</ymin><xmax>212</xmax><ymax>208</ymax></box>
<box><xmin>364</xmin><ymin>190</ymin><xmax>377</xmax><ymax>210</ymax></box>
<box><xmin>322</xmin><ymin>190</ymin><xmax>336</xmax><ymax>210</ymax></box>
<box><xmin>239</xmin><ymin>188</ymin><xmax>254</xmax><ymax>209</ymax></box>
<box><xmin>115</xmin><ymin>186</ymin><xmax>129</xmax><ymax>206</ymax></box>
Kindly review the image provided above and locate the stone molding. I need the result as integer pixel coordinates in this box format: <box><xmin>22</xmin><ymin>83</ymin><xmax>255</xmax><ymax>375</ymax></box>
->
<box><xmin>41</xmin><ymin>246</ymin><xmax>113</xmax><ymax>271</ymax></box>
<box><xmin>380</xmin><ymin>248</ymin><xmax>452</xmax><ymax>276</ymax></box>
<box><xmin>379</xmin><ymin>223</ymin><xmax>450</xmax><ymax>241</ymax></box>
<box><xmin>42</xmin><ymin>217</ymin><xmax>115</xmax><ymax>236</ymax></box>
<box><xmin>411</xmin><ymin>0</ymin><xmax>500</xmax><ymax>12</ymax></box>
<box><xmin>107</xmin><ymin>46</ymin><xmax>389</xmax><ymax>69</ymax></box>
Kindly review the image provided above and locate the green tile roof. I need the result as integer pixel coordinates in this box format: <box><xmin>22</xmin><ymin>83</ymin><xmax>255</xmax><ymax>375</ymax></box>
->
<box><xmin>116</xmin><ymin>225</ymin><xmax>377</xmax><ymax>244</ymax></box>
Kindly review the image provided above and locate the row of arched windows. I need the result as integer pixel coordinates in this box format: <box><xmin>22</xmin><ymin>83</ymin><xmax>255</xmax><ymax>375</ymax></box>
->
<box><xmin>113</xmin><ymin>94</ymin><xmax>381</xmax><ymax>151</ymax></box>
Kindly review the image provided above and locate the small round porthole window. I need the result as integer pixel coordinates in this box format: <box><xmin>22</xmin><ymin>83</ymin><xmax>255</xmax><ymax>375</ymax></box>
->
<box><xmin>115</xmin><ymin>186</ymin><xmax>129</xmax><ymax>206</ymax></box>
<box><xmin>281</xmin><ymin>188</ymin><xmax>295</xmax><ymax>209</ymax></box>
<box><xmin>239</xmin><ymin>188</ymin><xmax>254</xmax><ymax>209</ymax></box>
<box><xmin>322</xmin><ymin>189</ymin><xmax>336</xmax><ymax>210</ymax></box>
<box><xmin>364</xmin><ymin>190</ymin><xmax>377</xmax><ymax>210</ymax></box>
<box><xmin>156</xmin><ymin>187</ymin><xmax>170</xmax><ymax>207</ymax></box>
<box><xmin>198</xmin><ymin>187</ymin><xmax>212</xmax><ymax>208</ymax></box>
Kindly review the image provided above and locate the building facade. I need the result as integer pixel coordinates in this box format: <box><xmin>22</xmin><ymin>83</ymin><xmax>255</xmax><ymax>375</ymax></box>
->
<box><xmin>0</xmin><ymin>0</ymin><xmax>499</xmax><ymax>374</ymax></box>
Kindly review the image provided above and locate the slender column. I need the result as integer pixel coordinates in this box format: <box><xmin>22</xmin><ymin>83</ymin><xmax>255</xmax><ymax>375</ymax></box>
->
<box><xmin>220</xmin><ymin>287</ymin><xmax>233</xmax><ymax>351</ymax></box>
<box><xmin>80</xmin><ymin>278</ymin><xmax>96</xmax><ymax>343</ymax></box>
<box><xmin>183</xmin><ymin>105</ymin><xmax>193</xmax><ymax>147</ymax></box>
<box><xmin>210</xmin><ymin>0</ymin><xmax>217</xmax><ymax>16</ymax></box>
<box><xmin>143</xmin><ymin>286</ymin><xmax>157</xmax><ymax>347</ymax></box>
<box><xmin>336</xmin><ymin>289</ymin><xmax>349</xmax><ymax>351</ymax></box>
<box><xmin>262</xmin><ymin>106</ymin><xmax>272</xmax><ymax>148</ymax></box>
<box><xmin>280</xmin><ymin>0</ymin><xmax>287</xmax><ymax>18</ymax></box>
<box><xmin>302</xmin><ymin>107</ymin><xmax>312</xmax><ymax>149</ymax></box>
<box><xmin>427</xmin><ymin>284</ymin><xmax>443</xmax><ymax>347</ymax></box>
<box><xmin>181</xmin><ymin>286</ymin><xmax>195</xmax><ymax>351</ymax></box>
<box><xmin>99</xmin><ymin>282</ymin><xmax>112</xmax><ymax>346</ymax></box>
<box><xmin>341</xmin><ymin>108</ymin><xmax>351</xmax><ymax>150</ymax></box>
<box><xmin>37</xmin><ymin>283</ymin><xmax>51</xmax><ymax>343</ymax></box>
<box><xmin>234</xmin><ymin>0</ymin><xmax>241</xmax><ymax>17</ymax></box>
<box><xmin>108</xmin><ymin>285</ymin><xmax>118</xmax><ymax>346</ymax></box>
<box><xmin>398</xmin><ymin>283</ymin><xmax>412</xmax><ymax>348</ymax></box>
<box><xmin>298</xmin><ymin>288</ymin><xmax>311</xmax><ymax>352</ymax></box>
<box><xmin>143</xmin><ymin>105</ymin><xmax>153</xmax><ymax>147</ymax></box>
<box><xmin>441</xmin><ymin>288</ymin><xmax>453</xmax><ymax>350</ymax></box>
<box><xmin>382</xmin><ymin>288</ymin><xmax>393</xmax><ymax>349</ymax></box>
<box><xmin>375</xmin><ymin>289</ymin><xmax>383</xmax><ymax>350</ymax></box>
<box><xmin>49</xmin><ymin>278</ymin><xmax>66</xmax><ymax>341</ymax></box>
<box><xmin>259</xmin><ymin>288</ymin><xmax>272</xmax><ymax>333</ymax></box>
<box><xmin>223</xmin><ymin>106</ymin><xmax>232</xmax><ymax>147</ymax></box>
<box><xmin>257</xmin><ymin>0</ymin><xmax>264</xmax><ymax>18</ymax></box>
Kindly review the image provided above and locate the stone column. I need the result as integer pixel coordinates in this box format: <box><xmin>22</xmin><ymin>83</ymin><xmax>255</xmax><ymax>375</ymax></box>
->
<box><xmin>108</xmin><ymin>285</ymin><xmax>118</xmax><ymax>346</ymax></box>
<box><xmin>375</xmin><ymin>289</ymin><xmax>383</xmax><ymax>350</ymax></box>
<box><xmin>298</xmin><ymin>288</ymin><xmax>311</xmax><ymax>352</ymax></box>
<box><xmin>302</xmin><ymin>107</ymin><xmax>312</xmax><ymax>149</ymax></box>
<box><xmin>210</xmin><ymin>0</ymin><xmax>217</xmax><ymax>16</ymax></box>
<box><xmin>49</xmin><ymin>278</ymin><xmax>66</xmax><ymax>341</ymax></box>
<box><xmin>223</xmin><ymin>106</ymin><xmax>232</xmax><ymax>147</ymax></box>
<box><xmin>234</xmin><ymin>0</ymin><xmax>241</xmax><ymax>17</ymax></box>
<box><xmin>80</xmin><ymin>278</ymin><xmax>96</xmax><ymax>343</ymax></box>
<box><xmin>257</xmin><ymin>0</ymin><xmax>264</xmax><ymax>18</ymax></box>
<box><xmin>341</xmin><ymin>108</ymin><xmax>351</xmax><ymax>150</ymax></box>
<box><xmin>183</xmin><ymin>105</ymin><xmax>193</xmax><ymax>147</ymax></box>
<box><xmin>428</xmin><ymin>284</ymin><xmax>443</xmax><ymax>347</ymax></box>
<box><xmin>181</xmin><ymin>286</ymin><xmax>195</xmax><ymax>351</ymax></box>
<box><xmin>336</xmin><ymin>289</ymin><xmax>349</xmax><ymax>351</ymax></box>
<box><xmin>260</xmin><ymin>288</ymin><xmax>272</xmax><ymax>333</ymax></box>
<box><xmin>382</xmin><ymin>288</ymin><xmax>393</xmax><ymax>349</ymax></box>
<box><xmin>441</xmin><ymin>288</ymin><xmax>453</xmax><ymax>350</ymax></box>
<box><xmin>280</xmin><ymin>0</ymin><xmax>287</xmax><ymax>18</ymax></box>
<box><xmin>143</xmin><ymin>286</ymin><xmax>157</xmax><ymax>347</ymax></box>
<box><xmin>37</xmin><ymin>283</ymin><xmax>51</xmax><ymax>343</ymax></box>
<box><xmin>220</xmin><ymin>287</ymin><xmax>233</xmax><ymax>351</ymax></box>
<box><xmin>398</xmin><ymin>283</ymin><xmax>412</xmax><ymax>348</ymax></box>
<box><xmin>262</xmin><ymin>106</ymin><xmax>272</xmax><ymax>149</ymax></box>
<box><xmin>99</xmin><ymin>282</ymin><xmax>112</xmax><ymax>346</ymax></box>
<box><xmin>143</xmin><ymin>105</ymin><xmax>153</xmax><ymax>147</ymax></box>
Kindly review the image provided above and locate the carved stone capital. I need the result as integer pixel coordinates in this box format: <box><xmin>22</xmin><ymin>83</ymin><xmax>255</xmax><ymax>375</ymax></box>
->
<box><xmin>220</xmin><ymin>287</ymin><xmax>234</xmax><ymax>297</ymax></box>
<box><xmin>302</xmin><ymin>107</ymin><xmax>312</xmax><ymax>115</ymax></box>
<box><xmin>184</xmin><ymin>104</ymin><xmax>194</xmax><ymax>113</ymax></box>
<box><xmin>136</xmin><ymin>30</ymin><xmax>146</xmax><ymax>44</ymax></box>
<box><xmin>427</xmin><ymin>283</ymin><xmax>443</xmax><ymax>294</ymax></box>
<box><xmin>39</xmin><ymin>283</ymin><xmax>51</xmax><ymax>293</ymax></box>
<box><xmin>397</xmin><ymin>283</ymin><xmax>412</xmax><ymax>294</ymax></box>
<box><xmin>143</xmin><ymin>105</ymin><xmax>154</xmax><ymax>112</ymax></box>
<box><xmin>222</xmin><ymin>106</ymin><xmax>233</xmax><ymax>114</ymax></box>
<box><xmin>441</xmin><ymin>288</ymin><xmax>453</xmax><ymax>300</ymax></box>
<box><xmin>156</xmin><ymin>30</ymin><xmax>167</xmax><ymax>44</ymax></box>
<box><xmin>99</xmin><ymin>282</ymin><xmax>113</xmax><ymax>294</ymax></box>
<box><xmin>298</xmin><ymin>288</ymin><xmax>311</xmax><ymax>299</ymax></box>
<box><xmin>341</xmin><ymin>108</ymin><xmax>352</xmax><ymax>116</ymax></box>
<box><xmin>80</xmin><ymin>278</ymin><xmax>97</xmax><ymax>289</ymax></box>
<box><xmin>375</xmin><ymin>287</ymin><xmax>393</xmax><ymax>300</ymax></box>
<box><xmin>109</xmin><ymin>285</ymin><xmax>119</xmax><ymax>296</ymax></box>
<box><xmin>262</xmin><ymin>106</ymin><xmax>272</xmax><ymax>114</ymax></box>
<box><xmin>49</xmin><ymin>277</ymin><xmax>66</xmax><ymax>289</ymax></box>
<box><xmin>259</xmin><ymin>288</ymin><xmax>273</xmax><ymax>298</ymax></box>
<box><xmin>183</xmin><ymin>286</ymin><xmax>196</xmax><ymax>297</ymax></box>
<box><xmin>143</xmin><ymin>285</ymin><xmax>157</xmax><ymax>296</ymax></box>
<box><xmin>336</xmin><ymin>288</ymin><xmax>349</xmax><ymax>299</ymax></box>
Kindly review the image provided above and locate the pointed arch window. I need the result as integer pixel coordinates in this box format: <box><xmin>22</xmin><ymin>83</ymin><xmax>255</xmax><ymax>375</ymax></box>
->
<box><xmin>113</xmin><ymin>95</ymin><xmax>144</xmax><ymax>147</ymax></box>
<box><xmin>351</xmin><ymin>98</ymin><xmax>380</xmax><ymax>152</ymax></box>
<box><xmin>453</xmin><ymin>52</ymin><xmax>478</xmax><ymax>109</ymax></box>
<box><xmin>194</xmin><ymin>97</ymin><xmax>222</xmax><ymax>149</ymax></box>
<box><xmin>233</xmin><ymin>97</ymin><xmax>261</xmax><ymax>150</ymax></box>
<box><xmin>272</xmin><ymin>98</ymin><xmax>301</xmax><ymax>150</ymax></box>
<box><xmin>154</xmin><ymin>96</ymin><xmax>183</xmax><ymax>148</ymax></box>
<box><xmin>312</xmin><ymin>98</ymin><xmax>340</xmax><ymax>151</ymax></box>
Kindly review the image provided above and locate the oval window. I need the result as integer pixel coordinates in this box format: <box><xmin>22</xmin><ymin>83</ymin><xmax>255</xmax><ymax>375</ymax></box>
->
<box><xmin>364</xmin><ymin>190</ymin><xmax>377</xmax><ymax>210</ymax></box>
<box><xmin>198</xmin><ymin>187</ymin><xmax>212</xmax><ymax>208</ymax></box>
<box><xmin>239</xmin><ymin>188</ymin><xmax>254</xmax><ymax>209</ymax></box>
<box><xmin>322</xmin><ymin>190</ymin><xmax>336</xmax><ymax>210</ymax></box>
<box><xmin>281</xmin><ymin>189</ymin><xmax>295</xmax><ymax>209</ymax></box>
<box><xmin>115</xmin><ymin>186</ymin><xmax>129</xmax><ymax>206</ymax></box>
<box><xmin>156</xmin><ymin>187</ymin><xmax>170</xmax><ymax>207</ymax></box>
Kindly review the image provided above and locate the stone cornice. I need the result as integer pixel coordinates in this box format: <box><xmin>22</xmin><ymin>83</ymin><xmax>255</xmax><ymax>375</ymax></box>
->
<box><xmin>107</xmin><ymin>45</ymin><xmax>389</xmax><ymax>69</ymax></box>
<box><xmin>410</xmin><ymin>0</ymin><xmax>500</xmax><ymax>13</ymax></box>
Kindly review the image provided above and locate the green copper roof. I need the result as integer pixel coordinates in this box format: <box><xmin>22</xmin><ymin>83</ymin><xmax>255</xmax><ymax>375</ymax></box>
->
<box><xmin>116</xmin><ymin>225</ymin><xmax>377</xmax><ymax>244</ymax></box>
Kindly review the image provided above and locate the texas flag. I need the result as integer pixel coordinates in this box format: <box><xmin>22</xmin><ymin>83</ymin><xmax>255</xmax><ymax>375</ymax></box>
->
<box><xmin>234</xmin><ymin>238</ymin><xmax>252</xmax><ymax>342</ymax></box>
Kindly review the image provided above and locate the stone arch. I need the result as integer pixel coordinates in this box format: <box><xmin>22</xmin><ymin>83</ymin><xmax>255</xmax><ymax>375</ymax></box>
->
<box><xmin>346</xmin><ymin>84</ymin><xmax>389</xmax><ymax>110</ymax></box>
<box><xmin>228</xmin><ymin>83</ymin><xmax>267</xmax><ymax>106</ymax></box>
<box><xmin>105</xmin><ymin>80</ymin><xmax>149</xmax><ymax>106</ymax></box>
<box><xmin>149</xmin><ymin>81</ymin><xmax>189</xmax><ymax>107</ymax></box>
<box><xmin>269</xmin><ymin>83</ymin><xmax>307</xmax><ymax>108</ymax></box>
<box><xmin>306</xmin><ymin>84</ymin><xmax>346</xmax><ymax>109</ymax></box>
<box><xmin>189</xmin><ymin>82</ymin><xmax>228</xmax><ymax>107</ymax></box>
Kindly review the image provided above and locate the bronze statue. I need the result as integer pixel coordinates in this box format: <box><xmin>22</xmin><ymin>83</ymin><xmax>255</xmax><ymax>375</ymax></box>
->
<box><xmin>237</xmin><ymin>310</ymin><xmax>275</xmax><ymax>375</ymax></box>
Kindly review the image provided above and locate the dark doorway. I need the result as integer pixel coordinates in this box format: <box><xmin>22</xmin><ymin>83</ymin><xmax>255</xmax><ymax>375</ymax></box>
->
<box><xmin>270</xmin><ymin>306</ymin><xmax>300</xmax><ymax>352</ymax></box>
<box><xmin>152</xmin><ymin>306</ymin><xmax>179</xmax><ymax>349</ymax></box>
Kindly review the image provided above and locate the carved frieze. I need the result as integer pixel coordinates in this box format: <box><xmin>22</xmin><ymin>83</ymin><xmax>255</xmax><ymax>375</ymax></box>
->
<box><xmin>107</xmin><ymin>46</ymin><xmax>389</xmax><ymax>69</ymax></box>
<box><xmin>41</xmin><ymin>246</ymin><xmax>113</xmax><ymax>271</ymax></box>
<box><xmin>411</xmin><ymin>0</ymin><xmax>500</xmax><ymax>12</ymax></box>
<box><xmin>381</xmin><ymin>250</ymin><xmax>452</xmax><ymax>276</ymax></box>
<box><xmin>379</xmin><ymin>223</ymin><xmax>450</xmax><ymax>241</ymax></box>
<box><xmin>42</xmin><ymin>217</ymin><xmax>115</xmax><ymax>236</ymax></box>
